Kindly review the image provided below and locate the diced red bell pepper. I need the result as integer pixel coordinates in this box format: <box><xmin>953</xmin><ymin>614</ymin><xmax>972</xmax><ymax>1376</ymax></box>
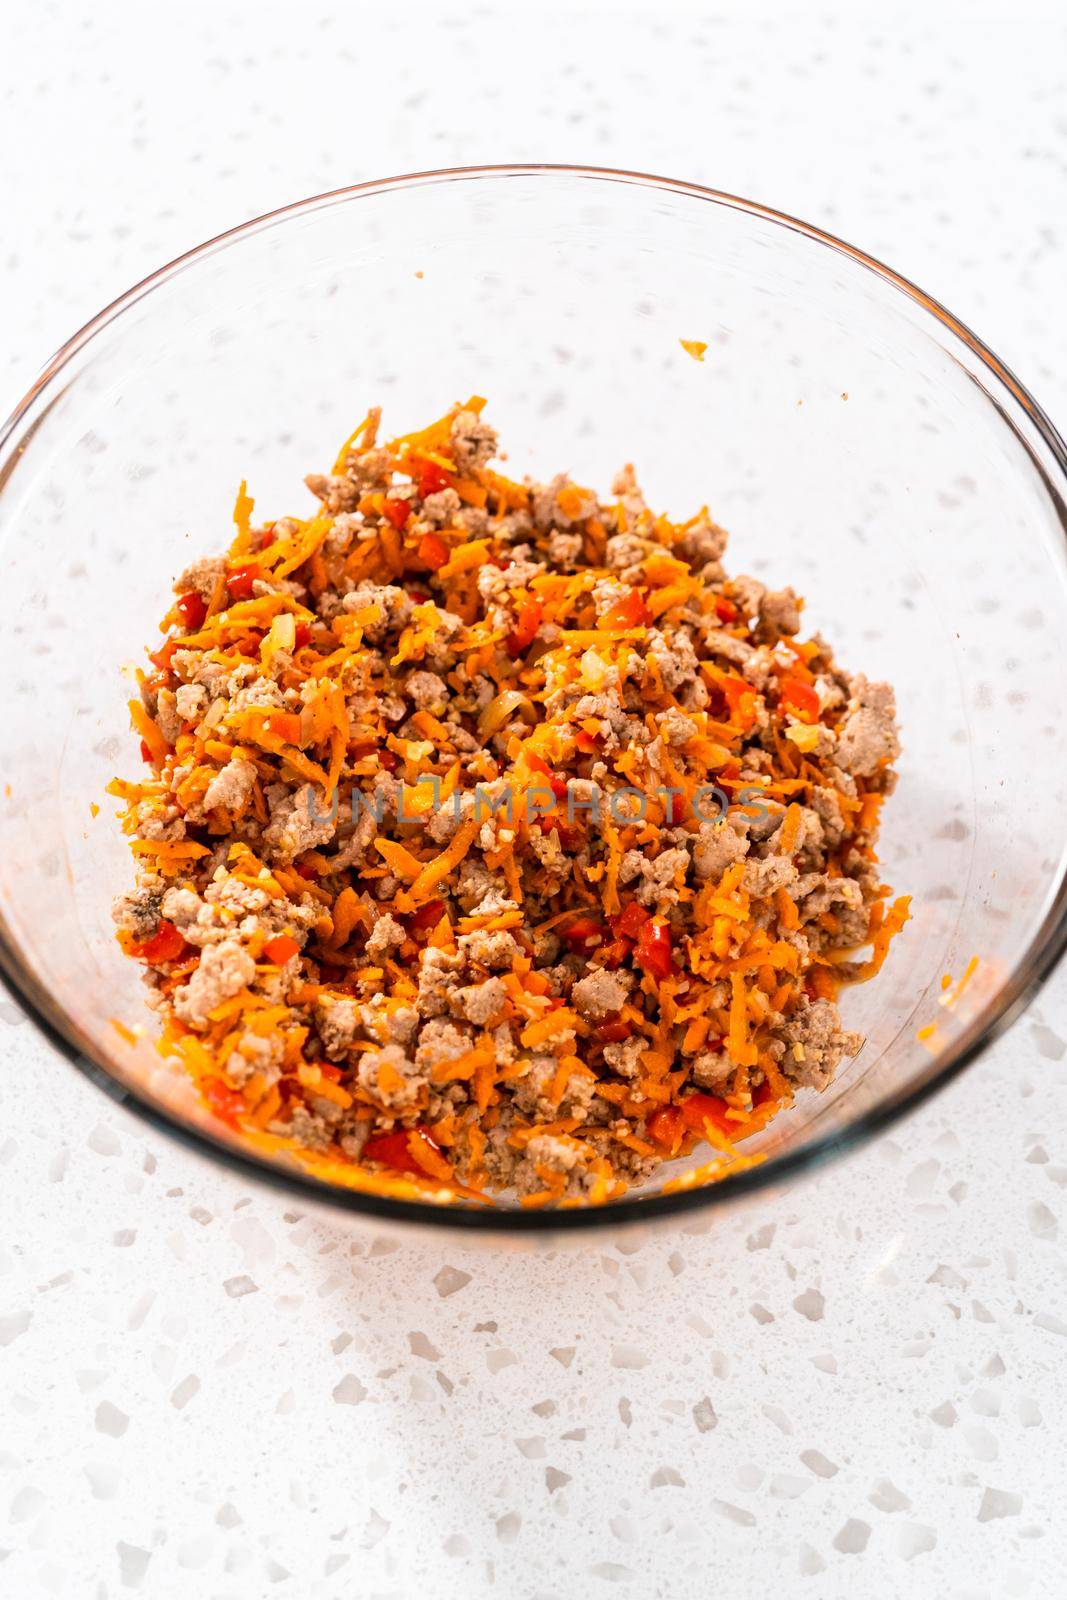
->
<box><xmin>176</xmin><ymin>591</ymin><xmax>207</xmax><ymax>631</ymax></box>
<box><xmin>417</xmin><ymin>460</ymin><xmax>453</xmax><ymax>498</ymax></box>
<box><xmin>506</xmin><ymin>597</ymin><xmax>543</xmax><ymax>658</ymax></box>
<box><xmin>597</xmin><ymin>1016</ymin><xmax>631</xmax><ymax>1043</ymax></box>
<box><xmin>603</xmin><ymin>587</ymin><xmax>651</xmax><ymax>630</ymax></box>
<box><xmin>714</xmin><ymin>595</ymin><xmax>738</xmax><ymax>624</ymax></box>
<box><xmin>681</xmin><ymin>1092</ymin><xmax>734</xmax><ymax>1136</ymax></box>
<box><xmin>226</xmin><ymin>563</ymin><xmax>261</xmax><ymax>599</ymax></box>
<box><xmin>149</xmin><ymin>639</ymin><xmax>178</xmax><ymax>672</ymax></box>
<box><xmin>362</xmin><ymin>1130</ymin><xmax>417</xmax><ymax>1174</ymax></box>
<box><xmin>561</xmin><ymin>915</ymin><xmax>605</xmax><ymax>952</ymax></box>
<box><xmin>647</xmin><ymin>1105</ymin><xmax>685</xmax><ymax>1154</ymax></box>
<box><xmin>140</xmin><ymin>739</ymin><xmax>154</xmax><ymax>764</ymax></box>
<box><xmin>635</xmin><ymin>918</ymin><xmax>674</xmax><ymax>980</ymax></box>
<box><xmin>235</xmin><ymin>630</ymin><xmax>264</xmax><ymax>657</ymax></box>
<box><xmin>263</xmin><ymin>933</ymin><xmax>300</xmax><ymax>965</ymax></box>
<box><xmin>202</xmin><ymin>1076</ymin><xmax>247</xmax><ymax>1128</ymax></box>
<box><xmin>363</xmin><ymin>1124</ymin><xmax>444</xmax><ymax>1178</ymax></box>
<box><xmin>294</xmin><ymin>622</ymin><xmax>312</xmax><ymax>649</ymax></box>
<box><xmin>418</xmin><ymin>532</ymin><xmax>449</xmax><ymax>570</ymax></box>
<box><xmin>407</xmin><ymin>588</ymin><xmax>430</xmax><ymax>604</ymax></box>
<box><xmin>407</xmin><ymin>898</ymin><xmax>445</xmax><ymax>931</ymax></box>
<box><xmin>779</xmin><ymin>677</ymin><xmax>820</xmax><ymax>722</ymax></box>
<box><xmin>527</xmin><ymin>756</ymin><xmax>572</xmax><ymax>813</ymax></box>
<box><xmin>378</xmin><ymin>749</ymin><xmax>398</xmax><ymax>772</ymax></box>
<box><xmin>382</xmin><ymin>497</ymin><xmax>411</xmax><ymax>530</ymax></box>
<box><xmin>752</xmin><ymin>1078</ymin><xmax>777</xmax><ymax>1108</ymax></box>
<box><xmin>611</xmin><ymin>901</ymin><xmax>651</xmax><ymax>941</ymax></box>
<box><xmin>575</xmin><ymin>729</ymin><xmax>601</xmax><ymax>754</ymax></box>
<box><xmin>319</xmin><ymin>1062</ymin><xmax>344</xmax><ymax>1083</ymax></box>
<box><xmin>131</xmin><ymin>921</ymin><xmax>187</xmax><ymax>963</ymax></box>
<box><xmin>527</xmin><ymin>753</ymin><xmax>566</xmax><ymax>791</ymax></box>
<box><xmin>596</xmin><ymin>938</ymin><xmax>631</xmax><ymax>970</ymax></box>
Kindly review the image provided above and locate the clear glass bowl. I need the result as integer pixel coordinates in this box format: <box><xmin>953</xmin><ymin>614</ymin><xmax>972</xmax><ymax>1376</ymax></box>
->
<box><xmin>2</xmin><ymin>165</ymin><xmax>1066</xmax><ymax>1237</ymax></box>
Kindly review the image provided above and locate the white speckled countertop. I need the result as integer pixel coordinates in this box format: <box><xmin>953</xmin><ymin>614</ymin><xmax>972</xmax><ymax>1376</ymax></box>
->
<box><xmin>3</xmin><ymin>3</ymin><xmax>1067</xmax><ymax>1596</ymax></box>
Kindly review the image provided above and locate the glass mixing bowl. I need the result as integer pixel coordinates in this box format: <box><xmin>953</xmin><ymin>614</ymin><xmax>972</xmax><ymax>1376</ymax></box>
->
<box><xmin>2</xmin><ymin>165</ymin><xmax>1066</xmax><ymax>1237</ymax></box>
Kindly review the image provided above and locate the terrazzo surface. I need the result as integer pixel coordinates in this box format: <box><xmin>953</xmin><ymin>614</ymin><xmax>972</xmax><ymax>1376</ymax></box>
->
<box><xmin>2</xmin><ymin>3</ymin><xmax>1067</xmax><ymax>1596</ymax></box>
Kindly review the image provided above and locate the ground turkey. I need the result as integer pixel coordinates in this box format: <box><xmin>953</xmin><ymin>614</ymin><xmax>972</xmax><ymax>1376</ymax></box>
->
<box><xmin>202</xmin><ymin>757</ymin><xmax>257</xmax><ymax>815</ymax></box>
<box><xmin>416</xmin><ymin>948</ymin><xmax>465</xmax><ymax>1017</ymax></box>
<box><xmin>262</xmin><ymin>783</ymin><xmax>337</xmax><ymax>860</ymax></box>
<box><xmin>449</xmin><ymin>409</ymin><xmax>498</xmax><ymax>473</ymax></box>
<box><xmin>451</xmin><ymin>977</ymin><xmax>508</xmax><ymax>1026</ymax></box>
<box><xmin>111</xmin><ymin>879</ymin><xmax>165</xmax><ymax>942</ymax></box>
<box><xmin>835</xmin><ymin>676</ymin><xmax>900</xmax><ymax>777</ymax></box>
<box><xmin>174</xmin><ymin>940</ymin><xmax>256</xmax><ymax>1028</ymax></box>
<box><xmin>365</xmin><ymin>913</ymin><xmax>406</xmax><ymax>961</ymax></box>
<box><xmin>692</xmin><ymin>819</ymin><xmax>749</xmax><ymax>881</ymax></box>
<box><xmin>413</xmin><ymin>1019</ymin><xmax>472</xmax><ymax>1072</ymax></box>
<box><xmin>355</xmin><ymin>1044</ymin><xmax>428</xmax><ymax>1110</ymax></box>
<box><xmin>774</xmin><ymin>1000</ymin><xmax>863</xmax><ymax>1091</ymax></box>
<box><xmin>315</xmin><ymin>997</ymin><xmax>363</xmax><ymax>1060</ymax></box>
<box><xmin>571</xmin><ymin>968</ymin><xmax>630</xmax><ymax>1020</ymax></box>
<box><xmin>514</xmin><ymin>1057</ymin><xmax>598</xmax><ymax>1121</ymax></box>
<box><xmin>742</xmin><ymin>854</ymin><xmax>799</xmax><ymax>898</ymax></box>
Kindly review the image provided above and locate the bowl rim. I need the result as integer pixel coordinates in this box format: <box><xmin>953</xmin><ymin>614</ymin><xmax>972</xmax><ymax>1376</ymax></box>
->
<box><xmin>2</xmin><ymin>161</ymin><xmax>1066</xmax><ymax>1234</ymax></box>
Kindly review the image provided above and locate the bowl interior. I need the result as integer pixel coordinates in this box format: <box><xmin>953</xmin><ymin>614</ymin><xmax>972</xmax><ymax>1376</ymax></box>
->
<box><xmin>2</xmin><ymin>169</ymin><xmax>1066</xmax><ymax>1226</ymax></box>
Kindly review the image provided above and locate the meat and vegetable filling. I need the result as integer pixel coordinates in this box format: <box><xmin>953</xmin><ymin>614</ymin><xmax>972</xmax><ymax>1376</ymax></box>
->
<box><xmin>110</xmin><ymin>399</ymin><xmax>908</xmax><ymax>1207</ymax></box>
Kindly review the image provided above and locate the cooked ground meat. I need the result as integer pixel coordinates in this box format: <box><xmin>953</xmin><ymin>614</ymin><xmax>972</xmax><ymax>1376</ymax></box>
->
<box><xmin>571</xmin><ymin>968</ymin><xmax>630</xmax><ymax>1020</ymax></box>
<box><xmin>262</xmin><ymin>783</ymin><xmax>337</xmax><ymax>860</ymax></box>
<box><xmin>364</xmin><ymin>913</ymin><xmax>406</xmax><ymax>962</ymax></box>
<box><xmin>449</xmin><ymin>409</ymin><xmax>498</xmax><ymax>473</ymax></box>
<box><xmin>356</xmin><ymin>1043</ymin><xmax>428</xmax><ymax>1110</ymax></box>
<box><xmin>835</xmin><ymin>675</ymin><xmax>901</xmax><ymax>778</ymax></box>
<box><xmin>452</xmin><ymin>976</ymin><xmax>508</xmax><ymax>1026</ymax></box>
<box><xmin>315</xmin><ymin>997</ymin><xmax>362</xmax><ymax>1060</ymax></box>
<box><xmin>772</xmin><ymin>999</ymin><xmax>864</xmax><ymax>1092</ymax></box>
<box><xmin>692</xmin><ymin>819</ymin><xmax>749</xmax><ymax>881</ymax></box>
<box><xmin>111</xmin><ymin>879</ymin><xmax>165</xmax><ymax>942</ymax></box>
<box><xmin>201</xmin><ymin>757</ymin><xmax>257</xmax><ymax>816</ymax></box>
<box><xmin>173</xmin><ymin>939</ymin><xmax>256</xmax><ymax>1028</ymax></box>
<box><xmin>174</xmin><ymin>556</ymin><xmax>226</xmax><ymax>603</ymax></box>
<box><xmin>110</xmin><ymin>398</ymin><xmax>906</xmax><ymax>1210</ymax></box>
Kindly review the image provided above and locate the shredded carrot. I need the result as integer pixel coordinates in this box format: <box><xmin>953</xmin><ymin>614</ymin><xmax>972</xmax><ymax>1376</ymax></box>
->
<box><xmin>330</xmin><ymin>886</ymin><xmax>363</xmax><ymax>947</ymax></box>
<box><xmin>374</xmin><ymin>837</ymin><xmax>424</xmax><ymax>880</ymax></box>
<box><xmin>232</xmin><ymin>479</ymin><xmax>255</xmax><ymax>551</ymax></box>
<box><xmin>520</xmin><ymin>1009</ymin><xmax>579</xmax><ymax>1049</ymax></box>
<box><xmin>395</xmin><ymin>821</ymin><xmax>479</xmax><ymax>912</ymax></box>
<box><xmin>778</xmin><ymin>802</ymin><xmax>803</xmax><ymax>855</ymax></box>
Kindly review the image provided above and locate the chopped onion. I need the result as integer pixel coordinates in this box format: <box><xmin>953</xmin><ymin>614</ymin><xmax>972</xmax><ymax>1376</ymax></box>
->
<box><xmin>478</xmin><ymin>689</ymin><xmax>536</xmax><ymax>739</ymax></box>
<box><xmin>579</xmin><ymin>647</ymin><xmax>611</xmax><ymax>691</ymax></box>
